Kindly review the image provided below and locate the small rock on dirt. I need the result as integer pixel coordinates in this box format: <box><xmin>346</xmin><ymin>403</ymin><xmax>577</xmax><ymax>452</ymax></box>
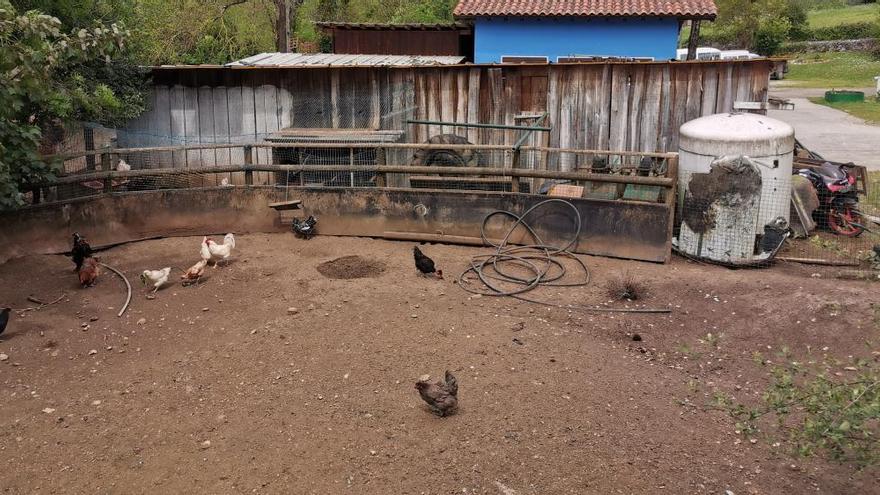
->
<box><xmin>42</xmin><ymin>407</ymin><xmax>56</xmax><ymax>414</ymax></box>
<box><xmin>136</xmin><ymin>318</ymin><xmax>147</xmax><ymax>325</ymax></box>
<box><xmin>0</xmin><ymin>354</ymin><xmax>8</xmax><ymax>362</ymax></box>
<box><xmin>287</xmin><ymin>307</ymin><xmax>299</xmax><ymax>315</ymax></box>
<box><xmin>631</xmin><ymin>333</ymin><xmax>642</xmax><ymax>342</ymax></box>
<box><xmin>88</xmin><ymin>349</ymin><xmax>98</xmax><ymax>355</ymax></box>
<box><xmin>200</xmin><ymin>440</ymin><xmax>211</xmax><ymax>449</ymax></box>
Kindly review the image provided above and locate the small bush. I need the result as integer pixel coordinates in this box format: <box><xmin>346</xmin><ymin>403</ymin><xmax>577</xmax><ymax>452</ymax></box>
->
<box><xmin>755</xmin><ymin>17</ymin><xmax>793</xmax><ymax>55</ymax></box>
<box><xmin>716</xmin><ymin>350</ymin><xmax>880</xmax><ymax>467</ymax></box>
<box><xmin>605</xmin><ymin>273</ymin><xmax>649</xmax><ymax>301</ymax></box>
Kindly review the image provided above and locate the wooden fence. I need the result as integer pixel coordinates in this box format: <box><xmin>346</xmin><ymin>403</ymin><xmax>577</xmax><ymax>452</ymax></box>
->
<box><xmin>121</xmin><ymin>60</ymin><xmax>772</xmax><ymax>170</ymax></box>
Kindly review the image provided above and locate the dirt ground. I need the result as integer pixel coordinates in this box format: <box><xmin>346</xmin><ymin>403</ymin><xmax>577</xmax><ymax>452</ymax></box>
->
<box><xmin>0</xmin><ymin>233</ymin><xmax>878</xmax><ymax>494</ymax></box>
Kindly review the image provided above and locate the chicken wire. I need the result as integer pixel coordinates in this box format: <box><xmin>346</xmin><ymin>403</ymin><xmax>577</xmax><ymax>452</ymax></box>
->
<box><xmin>673</xmin><ymin>156</ymin><xmax>879</xmax><ymax>268</ymax></box>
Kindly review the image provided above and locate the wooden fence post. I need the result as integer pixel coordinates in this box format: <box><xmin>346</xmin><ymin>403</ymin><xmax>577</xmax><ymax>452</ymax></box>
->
<box><xmin>244</xmin><ymin>145</ymin><xmax>254</xmax><ymax>186</ymax></box>
<box><xmin>510</xmin><ymin>149</ymin><xmax>522</xmax><ymax>193</ymax></box>
<box><xmin>663</xmin><ymin>154</ymin><xmax>680</xmax><ymax>262</ymax></box>
<box><xmin>101</xmin><ymin>151</ymin><xmax>112</xmax><ymax>193</ymax></box>
<box><xmin>375</xmin><ymin>147</ymin><xmax>387</xmax><ymax>188</ymax></box>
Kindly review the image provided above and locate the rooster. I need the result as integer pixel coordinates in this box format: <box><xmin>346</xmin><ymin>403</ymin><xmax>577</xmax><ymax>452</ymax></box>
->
<box><xmin>200</xmin><ymin>236</ymin><xmax>212</xmax><ymax>263</ymax></box>
<box><xmin>71</xmin><ymin>232</ymin><xmax>93</xmax><ymax>272</ymax></box>
<box><xmin>292</xmin><ymin>216</ymin><xmax>318</xmax><ymax>239</ymax></box>
<box><xmin>78</xmin><ymin>257</ymin><xmax>100</xmax><ymax>287</ymax></box>
<box><xmin>206</xmin><ymin>233</ymin><xmax>236</xmax><ymax>266</ymax></box>
<box><xmin>415</xmin><ymin>371</ymin><xmax>458</xmax><ymax>417</ymax></box>
<box><xmin>0</xmin><ymin>307</ymin><xmax>9</xmax><ymax>337</ymax></box>
<box><xmin>413</xmin><ymin>246</ymin><xmax>443</xmax><ymax>279</ymax></box>
<box><xmin>141</xmin><ymin>267</ymin><xmax>172</xmax><ymax>293</ymax></box>
<box><xmin>180</xmin><ymin>259</ymin><xmax>207</xmax><ymax>285</ymax></box>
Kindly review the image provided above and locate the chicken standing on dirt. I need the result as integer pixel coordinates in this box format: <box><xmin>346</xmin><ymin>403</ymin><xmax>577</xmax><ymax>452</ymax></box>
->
<box><xmin>71</xmin><ymin>233</ymin><xmax>93</xmax><ymax>272</ymax></box>
<box><xmin>0</xmin><ymin>307</ymin><xmax>9</xmax><ymax>336</ymax></box>
<box><xmin>413</xmin><ymin>246</ymin><xmax>443</xmax><ymax>279</ymax></box>
<box><xmin>78</xmin><ymin>257</ymin><xmax>100</xmax><ymax>287</ymax></box>
<box><xmin>205</xmin><ymin>233</ymin><xmax>236</xmax><ymax>266</ymax></box>
<box><xmin>415</xmin><ymin>371</ymin><xmax>458</xmax><ymax>417</ymax></box>
<box><xmin>141</xmin><ymin>267</ymin><xmax>172</xmax><ymax>293</ymax></box>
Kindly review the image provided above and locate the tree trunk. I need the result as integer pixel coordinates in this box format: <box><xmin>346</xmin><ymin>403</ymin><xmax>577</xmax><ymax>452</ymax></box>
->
<box><xmin>686</xmin><ymin>20</ymin><xmax>701</xmax><ymax>61</ymax></box>
<box><xmin>275</xmin><ymin>0</ymin><xmax>290</xmax><ymax>52</ymax></box>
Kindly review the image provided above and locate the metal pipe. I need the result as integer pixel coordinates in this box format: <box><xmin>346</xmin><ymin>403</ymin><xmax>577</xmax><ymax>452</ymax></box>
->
<box><xmin>406</xmin><ymin>119</ymin><xmax>552</xmax><ymax>132</ymax></box>
<box><xmin>513</xmin><ymin>112</ymin><xmax>549</xmax><ymax>150</ymax></box>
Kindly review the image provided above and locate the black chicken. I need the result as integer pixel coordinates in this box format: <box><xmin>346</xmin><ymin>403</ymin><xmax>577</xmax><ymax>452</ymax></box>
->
<box><xmin>415</xmin><ymin>371</ymin><xmax>458</xmax><ymax>417</ymax></box>
<box><xmin>413</xmin><ymin>245</ymin><xmax>443</xmax><ymax>279</ymax></box>
<box><xmin>71</xmin><ymin>232</ymin><xmax>93</xmax><ymax>272</ymax></box>
<box><xmin>292</xmin><ymin>216</ymin><xmax>318</xmax><ymax>239</ymax></box>
<box><xmin>0</xmin><ymin>307</ymin><xmax>9</xmax><ymax>337</ymax></box>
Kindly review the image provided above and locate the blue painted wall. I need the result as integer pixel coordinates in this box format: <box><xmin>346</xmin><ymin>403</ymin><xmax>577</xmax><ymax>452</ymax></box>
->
<box><xmin>473</xmin><ymin>17</ymin><xmax>681</xmax><ymax>63</ymax></box>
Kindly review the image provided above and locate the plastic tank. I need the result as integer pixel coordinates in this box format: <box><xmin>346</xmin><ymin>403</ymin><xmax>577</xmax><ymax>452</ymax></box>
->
<box><xmin>677</xmin><ymin>113</ymin><xmax>795</xmax><ymax>263</ymax></box>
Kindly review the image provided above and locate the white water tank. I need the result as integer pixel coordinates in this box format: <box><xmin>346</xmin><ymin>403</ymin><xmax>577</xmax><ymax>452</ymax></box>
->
<box><xmin>677</xmin><ymin>113</ymin><xmax>795</xmax><ymax>263</ymax></box>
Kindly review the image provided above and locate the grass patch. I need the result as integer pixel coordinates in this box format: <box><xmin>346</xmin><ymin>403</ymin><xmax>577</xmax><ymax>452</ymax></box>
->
<box><xmin>807</xmin><ymin>4</ymin><xmax>878</xmax><ymax>29</ymax></box>
<box><xmin>809</xmin><ymin>95</ymin><xmax>880</xmax><ymax>124</ymax></box>
<box><xmin>785</xmin><ymin>52</ymin><xmax>880</xmax><ymax>88</ymax></box>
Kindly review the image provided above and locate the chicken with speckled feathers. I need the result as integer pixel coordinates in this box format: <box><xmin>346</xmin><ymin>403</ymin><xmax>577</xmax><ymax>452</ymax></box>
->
<box><xmin>415</xmin><ymin>371</ymin><xmax>458</xmax><ymax>417</ymax></box>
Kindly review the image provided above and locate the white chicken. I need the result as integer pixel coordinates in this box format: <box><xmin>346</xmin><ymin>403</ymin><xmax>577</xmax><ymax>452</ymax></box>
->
<box><xmin>200</xmin><ymin>236</ymin><xmax>212</xmax><ymax>263</ymax></box>
<box><xmin>206</xmin><ymin>233</ymin><xmax>235</xmax><ymax>266</ymax></box>
<box><xmin>141</xmin><ymin>267</ymin><xmax>172</xmax><ymax>293</ymax></box>
<box><xmin>116</xmin><ymin>159</ymin><xmax>131</xmax><ymax>172</ymax></box>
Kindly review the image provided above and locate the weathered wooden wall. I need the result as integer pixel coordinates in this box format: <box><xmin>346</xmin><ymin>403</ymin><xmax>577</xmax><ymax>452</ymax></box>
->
<box><xmin>122</xmin><ymin>61</ymin><xmax>771</xmax><ymax>169</ymax></box>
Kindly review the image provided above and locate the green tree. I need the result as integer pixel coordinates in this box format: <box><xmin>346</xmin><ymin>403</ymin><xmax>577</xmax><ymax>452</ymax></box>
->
<box><xmin>0</xmin><ymin>1</ymin><xmax>128</xmax><ymax>208</ymax></box>
<box><xmin>711</xmin><ymin>0</ymin><xmax>803</xmax><ymax>52</ymax></box>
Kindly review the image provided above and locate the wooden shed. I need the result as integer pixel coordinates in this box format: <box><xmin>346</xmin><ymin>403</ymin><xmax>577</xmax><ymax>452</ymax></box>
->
<box><xmin>316</xmin><ymin>22</ymin><xmax>473</xmax><ymax>59</ymax></box>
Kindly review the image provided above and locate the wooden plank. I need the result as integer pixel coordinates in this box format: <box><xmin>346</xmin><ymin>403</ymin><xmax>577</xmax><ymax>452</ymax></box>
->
<box><xmin>370</xmin><ymin>70</ymin><xmax>381</xmax><ymax>129</ymax></box>
<box><xmin>466</xmin><ymin>68</ymin><xmax>481</xmax><ymax>144</ymax></box>
<box><xmin>440</xmin><ymin>69</ymin><xmax>455</xmax><ymax>132</ymax></box>
<box><xmin>169</xmin><ymin>85</ymin><xmax>187</xmax><ymax>168</ymax></box>
<box><xmin>715</xmin><ymin>63</ymin><xmax>734</xmax><ymax>114</ymax></box>
<box><xmin>198</xmin><ymin>85</ymin><xmax>217</xmax><ymax>168</ymax></box>
<box><xmin>268</xmin><ymin>200</ymin><xmax>303</xmax><ymax>210</ymax></box>
<box><xmin>608</xmin><ymin>64</ymin><xmax>630</xmax><ymax>154</ymax></box>
<box><xmin>151</xmin><ymin>87</ymin><xmax>173</xmax><ymax>168</ymax></box>
<box><xmin>456</xmin><ymin>69</ymin><xmax>467</xmax><ymax>126</ymax></box>
<box><xmin>182</xmin><ymin>79</ymin><xmax>200</xmax><ymax>168</ymax></box>
<box><xmin>637</xmin><ymin>65</ymin><xmax>661</xmax><ymax>154</ymax></box>
<box><xmin>212</xmin><ymin>85</ymin><xmax>231</xmax><ymax>170</ymax></box>
<box><xmin>700</xmin><ymin>63</ymin><xmax>719</xmax><ymax>116</ymax></box>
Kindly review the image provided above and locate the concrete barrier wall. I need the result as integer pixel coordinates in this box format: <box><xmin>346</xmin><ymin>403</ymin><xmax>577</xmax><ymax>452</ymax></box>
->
<box><xmin>0</xmin><ymin>188</ymin><xmax>670</xmax><ymax>264</ymax></box>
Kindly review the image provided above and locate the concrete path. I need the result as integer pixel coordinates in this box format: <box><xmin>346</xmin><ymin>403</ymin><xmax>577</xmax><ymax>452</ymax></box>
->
<box><xmin>768</xmin><ymin>85</ymin><xmax>880</xmax><ymax>170</ymax></box>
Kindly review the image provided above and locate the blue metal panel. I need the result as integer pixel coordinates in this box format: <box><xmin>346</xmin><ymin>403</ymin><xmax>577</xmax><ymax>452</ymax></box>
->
<box><xmin>474</xmin><ymin>17</ymin><xmax>681</xmax><ymax>63</ymax></box>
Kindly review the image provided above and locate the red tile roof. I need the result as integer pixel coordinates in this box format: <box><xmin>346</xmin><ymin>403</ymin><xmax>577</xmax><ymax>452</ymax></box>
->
<box><xmin>454</xmin><ymin>0</ymin><xmax>717</xmax><ymax>19</ymax></box>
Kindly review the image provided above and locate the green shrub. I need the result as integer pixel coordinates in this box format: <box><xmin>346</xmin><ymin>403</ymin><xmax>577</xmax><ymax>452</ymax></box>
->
<box><xmin>755</xmin><ymin>17</ymin><xmax>793</xmax><ymax>55</ymax></box>
<box><xmin>791</xmin><ymin>21</ymin><xmax>880</xmax><ymax>41</ymax></box>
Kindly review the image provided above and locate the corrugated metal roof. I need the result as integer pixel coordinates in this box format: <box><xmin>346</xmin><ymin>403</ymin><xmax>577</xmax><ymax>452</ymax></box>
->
<box><xmin>454</xmin><ymin>0</ymin><xmax>717</xmax><ymax>19</ymax></box>
<box><xmin>226</xmin><ymin>52</ymin><xmax>466</xmax><ymax>67</ymax></box>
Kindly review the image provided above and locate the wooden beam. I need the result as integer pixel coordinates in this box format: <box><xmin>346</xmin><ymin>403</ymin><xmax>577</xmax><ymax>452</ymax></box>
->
<box><xmin>686</xmin><ymin>20</ymin><xmax>701</xmax><ymax>61</ymax></box>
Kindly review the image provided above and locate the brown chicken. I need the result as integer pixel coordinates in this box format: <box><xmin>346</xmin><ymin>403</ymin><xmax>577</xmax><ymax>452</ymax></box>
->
<box><xmin>180</xmin><ymin>259</ymin><xmax>208</xmax><ymax>285</ymax></box>
<box><xmin>415</xmin><ymin>371</ymin><xmax>458</xmax><ymax>417</ymax></box>
<box><xmin>78</xmin><ymin>257</ymin><xmax>100</xmax><ymax>287</ymax></box>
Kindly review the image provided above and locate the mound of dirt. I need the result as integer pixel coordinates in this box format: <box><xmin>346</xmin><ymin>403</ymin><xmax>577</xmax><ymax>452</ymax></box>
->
<box><xmin>317</xmin><ymin>255</ymin><xmax>385</xmax><ymax>279</ymax></box>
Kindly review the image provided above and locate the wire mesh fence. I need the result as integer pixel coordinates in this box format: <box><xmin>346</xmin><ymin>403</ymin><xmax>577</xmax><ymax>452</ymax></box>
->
<box><xmin>673</xmin><ymin>155</ymin><xmax>879</xmax><ymax>269</ymax></box>
<box><xmin>32</xmin><ymin>121</ymin><xmax>880</xmax><ymax>269</ymax></box>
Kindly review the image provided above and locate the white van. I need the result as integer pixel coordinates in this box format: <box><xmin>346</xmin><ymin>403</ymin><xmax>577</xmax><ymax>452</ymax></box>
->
<box><xmin>675</xmin><ymin>47</ymin><xmax>721</xmax><ymax>61</ymax></box>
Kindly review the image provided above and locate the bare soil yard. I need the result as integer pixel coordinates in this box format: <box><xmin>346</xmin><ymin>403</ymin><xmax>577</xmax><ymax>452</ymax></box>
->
<box><xmin>0</xmin><ymin>234</ymin><xmax>877</xmax><ymax>494</ymax></box>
